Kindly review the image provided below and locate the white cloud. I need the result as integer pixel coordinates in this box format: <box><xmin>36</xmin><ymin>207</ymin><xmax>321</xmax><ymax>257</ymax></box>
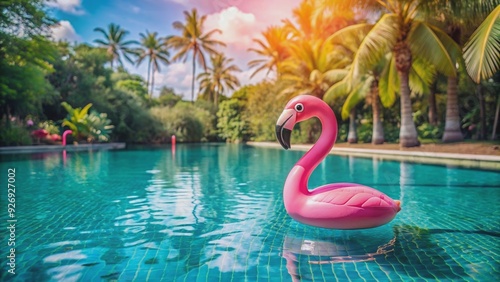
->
<box><xmin>205</xmin><ymin>7</ymin><xmax>257</xmax><ymax>46</ymax></box>
<box><xmin>155</xmin><ymin>62</ymin><xmax>194</xmax><ymax>100</ymax></box>
<box><xmin>46</xmin><ymin>0</ymin><xmax>84</xmax><ymax>15</ymax></box>
<box><xmin>50</xmin><ymin>20</ymin><xmax>81</xmax><ymax>42</ymax></box>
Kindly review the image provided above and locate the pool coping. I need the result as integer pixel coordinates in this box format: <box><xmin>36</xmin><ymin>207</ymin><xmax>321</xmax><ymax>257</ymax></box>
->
<box><xmin>246</xmin><ymin>142</ymin><xmax>500</xmax><ymax>171</ymax></box>
<box><xmin>0</xmin><ymin>143</ymin><xmax>126</xmax><ymax>154</ymax></box>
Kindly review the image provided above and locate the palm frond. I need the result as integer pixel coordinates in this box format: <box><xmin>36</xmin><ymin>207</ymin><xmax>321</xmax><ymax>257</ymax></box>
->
<box><xmin>408</xmin><ymin>22</ymin><xmax>460</xmax><ymax>77</ymax></box>
<box><xmin>350</xmin><ymin>13</ymin><xmax>398</xmax><ymax>78</ymax></box>
<box><xmin>463</xmin><ymin>5</ymin><xmax>500</xmax><ymax>83</ymax></box>
<box><xmin>409</xmin><ymin>57</ymin><xmax>435</xmax><ymax>95</ymax></box>
<box><xmin>324</xmin><ymin>79</ymin><xmax>350</xmax><ymax>105</ymax></box>
<box><xmin>341</xmin><ymin>76</ymin><xmax>373</xmax><ymax>120</ymax></box>
<box><xmin>378</xmin><ymin>55</ymin><xmax>398</xmax><ymax>108</ymax></box>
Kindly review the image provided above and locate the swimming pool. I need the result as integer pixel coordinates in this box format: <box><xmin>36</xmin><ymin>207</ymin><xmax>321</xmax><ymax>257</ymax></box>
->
<box><xmin>1</xmin><ymin>144</ymin><xmax>499</xmax><ymax>281</ymax></box>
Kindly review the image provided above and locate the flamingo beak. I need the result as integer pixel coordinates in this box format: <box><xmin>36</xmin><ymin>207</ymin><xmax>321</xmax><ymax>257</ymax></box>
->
<box><xmin>276</xmin><ymin>109</ymin><xmax>296</xmax><ymax>150</ymax></box>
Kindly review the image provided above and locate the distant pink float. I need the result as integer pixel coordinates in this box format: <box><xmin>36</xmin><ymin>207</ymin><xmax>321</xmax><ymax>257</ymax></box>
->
<box><xmin>276</xmin><ymin>95</ymin><xmax>401</xmax><ymax>229</ymax></box>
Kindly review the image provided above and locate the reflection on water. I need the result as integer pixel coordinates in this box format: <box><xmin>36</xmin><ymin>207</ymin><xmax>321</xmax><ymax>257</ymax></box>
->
<box><xmin>282</xmin><ymin>230</ymin><xmax>396</xmax><ymax>281</ymax></box>
<box><xmin>0</xmin><ymin>144</ymin><xmax>499</xmax><ymax>281</ymax></box>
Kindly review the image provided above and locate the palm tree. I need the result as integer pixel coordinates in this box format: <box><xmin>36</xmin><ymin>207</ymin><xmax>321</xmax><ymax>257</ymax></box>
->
<box><xmin>197</xmin><ymin>54</ymin><xmax>241</xmax><ymax>105</ymax></box>
<box><xmin>93</xmin><ymin>23</ymin><xmax>137</xmax><ymax>69</ymax></box>
<box><xmin>247</xmin><ymin>26</ymin><xmax>291</xmax><ymax>78</ymax></box>
<box><xmin>422</xmin><ymin>1</ymin><xmax>499</xmax><ymax>142</ymax></box>
<box><xmin>463</xmin><ymin>5</ymin><xmax>500</xmax><ymax>140</ymax></box>
<box><xmin>322</xmin><ymin>0</ymin><xmax>460</xmax><ymax>147</ymax></box>
<box><xmin>282</xmin><ymin>0</ymin><xmax>354</xmax><ymax>41</ymax></box>
<box><xmin>136</xmin><ymin>31</ymin><xmax>170</xmax><ymax>97</ymax></box>
<box><xmin>279</xmin><ymin>39</ymin><xmax>348</xmax><ymax>100</ymax></box>
<box><xmin>168</xmin><ymin>8</ymin><xmax>225</xmax><ymax>102</ymax></box>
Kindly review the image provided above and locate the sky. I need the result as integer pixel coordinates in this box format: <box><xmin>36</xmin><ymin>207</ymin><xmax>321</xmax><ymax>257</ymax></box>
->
<box><xmin>46</xmin><ymin>0</ymin><xmax>303</xmax><ymax>100</ymax></box>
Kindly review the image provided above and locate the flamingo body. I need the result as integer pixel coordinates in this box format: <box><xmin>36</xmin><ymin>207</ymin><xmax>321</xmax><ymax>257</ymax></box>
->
<box><xmin>276</xmin><ymin>95</ymin><xmax>400</xmax><ymax>229</ymax></box>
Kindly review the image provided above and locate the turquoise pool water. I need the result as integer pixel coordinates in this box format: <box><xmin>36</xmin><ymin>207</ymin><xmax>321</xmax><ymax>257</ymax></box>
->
<box><xmin>1</xmin><ymin>144</ymin><xmax>499</xmax><ymax>281</ymax></box>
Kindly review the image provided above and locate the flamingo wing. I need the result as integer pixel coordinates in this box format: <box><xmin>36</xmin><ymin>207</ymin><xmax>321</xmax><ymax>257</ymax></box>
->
<box><xmin>310</xmin><ymin>186</ymin><xmax>393</xmax><ymax>208</ymax></box>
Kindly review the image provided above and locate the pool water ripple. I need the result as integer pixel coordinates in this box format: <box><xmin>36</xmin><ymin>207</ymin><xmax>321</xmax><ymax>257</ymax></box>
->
<box><xmin>0</xmin><ymin>144</ymin><xmax>499</xmax><ymax>281</ymax></box>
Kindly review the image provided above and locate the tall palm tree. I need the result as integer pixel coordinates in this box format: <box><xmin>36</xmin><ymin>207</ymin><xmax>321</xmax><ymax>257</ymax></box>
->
<box><xmin>136</xmin><ymin>31</ymin><xmax>170</xmax><ymax>97</ymax></box>
<box><xmin>422</xmin><ymin>1</ymin><xmax>499</xmax><ymax>142</ymax></box>
<box><xmin>322</xmin><ymin>0</ymin><xmax>460</xmax><ymax>147</ymax></box>
<box><xmin>197</xmin><ymin>54</ymin><xmax>241</xmax><ymax>105</ymax></box>
<box><xmin>168</xmin><ymin>8</ymin><xmax>225</xmax><ymax>102</ymax></box>
<box><xmin>463</xmin><ymin>5</ymin><xmax>500</xmax><ymax>140</ymax></box>
<box><xmin>93</xmin><ymin>23</ymin><xmax>137</xmax><ymax>69</ymax></box>
<box><xmin>247</xmin><ymin>26</ymin><xmax>291</xmax><ymax>78</ymax></box>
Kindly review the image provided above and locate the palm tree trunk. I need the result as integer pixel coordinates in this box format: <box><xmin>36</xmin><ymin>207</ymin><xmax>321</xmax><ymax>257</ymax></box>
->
<box><xmin>442</xmin><ymin>76</ymin><xmax>463</xmax><ymax>142</ymax></box>
<box><xmin>151</xmin><ymin>68</ymin><xmax>156</xmax><ymax>98</ymax></box>
<box><xmin>214</xmin><ymin>84</ymin><xmax>219</xmax><ymax>106</ymax></box>
<box><xmin>477</xmin><ymin>84</ymin><xmax>486</xmax><ymax>140</ymax></box>
<box><xmin>428</xmin><ymin>81</ymin><xmax>438</xmax><ymax>126</ymax></box>
<box><xmin>371</xmin><ymin>80</ymin><xmax>384</xmax><ymax>144</ymax></box>
<box><xmin>348</xmin><ymin>109</ymin><xmax>358</xmax><ymax>143</ymax></box>
<box><xmin>191</xmin><ymin>55</ymin><xmax>196</xmax><ymax>103</ymax></box>
<box><xmin>146</xmin><ymin>59</ymin><xmax>151</xmax><ymax>98</ymax></box>
<box><xmin>398</xmin><ymin>70</ymin><xmax>420</xmax><ymax>147</ymax></box>
<box><xmin>492</xmin><ymin>95</ymin><xmax>499</xmax><ymax>140</ymax></box>
<box><xmin>395</xmin><ymin>42</ymin><xmax>419</xmax><ymax>148</ymax></box>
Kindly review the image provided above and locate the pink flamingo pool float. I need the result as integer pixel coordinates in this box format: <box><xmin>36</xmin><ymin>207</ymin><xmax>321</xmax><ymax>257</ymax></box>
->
<box><xmin>276</xmin><ymin>95</ymin><xmax>401</xmax><ymax>229</ymax></box>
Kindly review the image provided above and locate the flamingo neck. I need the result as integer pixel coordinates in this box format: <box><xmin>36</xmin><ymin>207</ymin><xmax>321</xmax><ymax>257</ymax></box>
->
<box><xmin>287</xmin><ymin>104</ymin><xmax>337</xmax><ymax>196</ymax></box>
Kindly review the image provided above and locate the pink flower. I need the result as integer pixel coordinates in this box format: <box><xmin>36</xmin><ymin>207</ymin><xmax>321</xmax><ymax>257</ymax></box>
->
<box><xmin>26</xmin><ymin>119</ymin><xmax>34</xmax><ymax>126</ymax></box>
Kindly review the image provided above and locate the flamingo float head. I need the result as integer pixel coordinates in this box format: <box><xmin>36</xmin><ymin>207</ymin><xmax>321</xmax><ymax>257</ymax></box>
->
<box><xmin>276</xmin><ymin>95</ymin><xmax>327</xmax><ymax>149</ymax></box>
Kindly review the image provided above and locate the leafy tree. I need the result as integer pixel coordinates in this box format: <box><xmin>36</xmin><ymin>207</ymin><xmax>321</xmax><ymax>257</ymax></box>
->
<box><xmin>45</xmin><ymin>43</ymin><xmax>112</xmax><ymax>119</ymax></box>
<box><xmin>197</xmin><ymin>53</ymin><xmax>241</xmax><ymax>105</ymax></box>
<box><xmin>1</xmin><ymin>0</ymin><xmax>55</xmax><ymax>38</ymax></box>
<box><xmin>151</xmin><ymin>102</ymin><xmax>206</xmax><ymax>142</ymax></box>
<box><xmin>93</xmin><ymin>23</ymin><xmax>138</xmax><ymax>69</ymax></box>
<box><xmin>217</xmin><ymin>99</ymin><xmax>249</xmax><ymax>143</ymax></box>
<box><xmin>0</xmin><ymin>37</ymin><xmax>57</xmax><ymax>123</ymax></box>
<box><xmin>136</xmin><ymin>31</ymin><xmax>170</xmax><ymax>97</ymax></box>
<box><xmin>157</xmin><ymin>86</ymin><xmax>182</xmax><ymax>107</ymax></box>
<box><xmin>168</xmin><ymin>8</ymin><xmax>226</xmax><ymax>102</ymax></box>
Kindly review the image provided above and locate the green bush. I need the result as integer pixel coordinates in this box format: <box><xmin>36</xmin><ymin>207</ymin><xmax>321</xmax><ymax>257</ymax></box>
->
<box><xmin>151</xmin><ymin>103</ymin><xmax>206</xmax><ymax>142</ymax></box>
<box><xmin>0</xmin><ymin>124</ymin><xmax>32</xmax><ymax>146</ymax></box>
<box><xmin>217</xmin><ymin>99</ymin><xmax>249</xmax><ymax>143</ymax></box>
<box><xmin>417</xmin><ymin>122</ymin><xmax>443</xmax><ymax>140</ymax></box>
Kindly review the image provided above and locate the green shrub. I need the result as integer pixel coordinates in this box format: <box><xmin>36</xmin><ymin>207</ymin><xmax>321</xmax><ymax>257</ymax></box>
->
<box><xmin>217</xmin><ymin>99</ymin><xmax>249</xmax><ymax>143</ymax></box>
<box><xmin>151</xmin><ymin>103</ymin><xmax>206</xmax><ymax>142</ymax></box>
<box><xmin>0</xmin><ymin>124</ymin><xmax>32</xmax><ymax>146</ymax></box>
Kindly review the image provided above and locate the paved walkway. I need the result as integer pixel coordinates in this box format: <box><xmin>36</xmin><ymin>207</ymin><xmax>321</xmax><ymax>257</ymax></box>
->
<box><xmin>246</xmin><ymin>142</ymin><xmax>500</xmax><ymax>170</ymax></box>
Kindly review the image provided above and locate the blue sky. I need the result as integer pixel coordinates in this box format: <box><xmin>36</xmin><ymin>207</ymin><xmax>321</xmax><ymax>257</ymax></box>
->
<box><xmin>47</xmin><ymin>0</ymin><xmax>302</xmax><ymax>100</ymax></box>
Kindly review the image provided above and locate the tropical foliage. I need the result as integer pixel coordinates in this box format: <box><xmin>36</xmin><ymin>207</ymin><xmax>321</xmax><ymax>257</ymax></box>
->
<box><xmin>1</xmin><ymin>0</ymin><xmax>499</xmax><ymax>147</ymax></box>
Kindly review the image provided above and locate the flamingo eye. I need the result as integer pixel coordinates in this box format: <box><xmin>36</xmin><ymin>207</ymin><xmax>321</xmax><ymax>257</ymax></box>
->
<box><xmin>295</xmin><ymin>103</ymin><xmax>304</xmax><ymax>112</ymax></box>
